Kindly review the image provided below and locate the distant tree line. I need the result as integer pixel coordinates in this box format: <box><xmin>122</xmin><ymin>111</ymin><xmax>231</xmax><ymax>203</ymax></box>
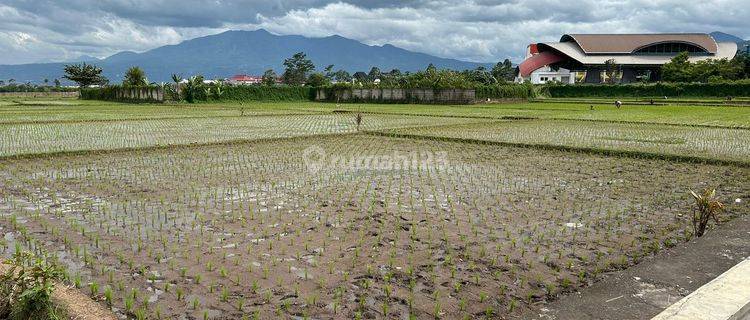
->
<box><xmin>275</xmin><ymin>52</ymin><xmax>517</xmax><ymax>88</ymax></box>
<box><xmin>0</xmin><ymin>76</ymin><xmax>69</xmax><ymax>92</ymax></box>
<box><xmin>0</xmin><ymin>84</ymin><xmax>77</xmax><ymax>93</ymax></box>
<box><xmin>661</xmin><ymin>51</ymin><xmax>750</xmax><ymax>83</ymax></box>
<box><xmin>31</xmin><ymin>48</ymin><xmax>750</xmax><ymax>93</ymax></box>
<box><xmin>60</xmin><ymin>51</ymin><xmax>520</xmax><ymax>101</ymax></box>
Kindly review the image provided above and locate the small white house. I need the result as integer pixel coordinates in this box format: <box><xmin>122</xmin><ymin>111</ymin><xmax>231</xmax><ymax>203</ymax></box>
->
<box><xmin>520</xmin><ymin>66</ymin><xmax>576</xmax><ymax>84</ymax></box>
<box><xmin>515</xmin><ymin>43</ymin><xmax>576</xmax><ymax>84</ymax></box>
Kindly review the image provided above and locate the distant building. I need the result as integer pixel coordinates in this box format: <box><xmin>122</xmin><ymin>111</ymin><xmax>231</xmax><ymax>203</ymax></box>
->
<box><xmin>517</xmin><ymin>33</ymin><xmax>738</xmax><ymax>84</ymax></box>
<box><xmin>228</xmin><ymin>74</ymin><xmax>263</xmax><ymax>85</ymax></box>
<box><xmin>516</xmin><ymin>44</ymin><xmax>576</xmax><ymax>84</ymax></box>
<box><xmin>178</xmin><ymin>79</ymin><xmax>222</xmax><ymax>85</ymax></box>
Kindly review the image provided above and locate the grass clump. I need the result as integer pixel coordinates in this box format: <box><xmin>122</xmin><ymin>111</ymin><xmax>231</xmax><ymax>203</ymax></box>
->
<box><xmin>0</xmin><ymin>251</ymin><xmax>64</xmax><ymax>320</ymax></box>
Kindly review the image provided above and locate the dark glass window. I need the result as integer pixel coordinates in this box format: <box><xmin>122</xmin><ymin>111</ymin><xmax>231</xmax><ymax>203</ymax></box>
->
<box><xmin>634</xmin><ymin>42</ymin><xmax>707</xmax><ymax>55</ymax></box>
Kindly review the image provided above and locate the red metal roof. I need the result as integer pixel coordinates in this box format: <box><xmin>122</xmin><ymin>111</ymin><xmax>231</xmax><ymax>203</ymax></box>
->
<box><xmin>230</xmin><ymin>74</ymin><xmax>261</xmax><ymax>81</ymax></box>
<box><xmin>518</xmin><ymin>51</ymin><xmax>567</xmax><ymax>77</ymax></box>
<box><xmin>528</xmin><ymin>44</ymin><xmax>539</xmax><ymax>55</ymax></box>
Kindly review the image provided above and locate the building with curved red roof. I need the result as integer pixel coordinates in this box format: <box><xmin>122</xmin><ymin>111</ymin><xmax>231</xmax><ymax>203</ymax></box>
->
<box><xmin>517</xmin><ymin>33</ymin><xmax>738</xmax><ymax>84</ymax></box>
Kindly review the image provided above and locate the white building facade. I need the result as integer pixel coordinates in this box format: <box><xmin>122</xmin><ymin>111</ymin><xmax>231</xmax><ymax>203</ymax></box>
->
<box><xmin>516</xmin><ymin>44</ymin><xmax>577</xmax><ymax>84</ymax></box>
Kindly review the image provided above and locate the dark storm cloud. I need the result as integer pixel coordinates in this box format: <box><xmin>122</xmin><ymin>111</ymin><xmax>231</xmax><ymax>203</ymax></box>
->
<box><xmin>0</xmin><ymin>0</ymin><xmax>748</xmax><ymax>65</ymax></box>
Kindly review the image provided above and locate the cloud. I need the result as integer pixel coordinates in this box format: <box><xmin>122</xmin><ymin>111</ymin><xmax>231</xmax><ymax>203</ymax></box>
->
<box><xmin>0</xmin><ymin>0</ymin><xmax>748</xmax><ymax>65</ymax></box>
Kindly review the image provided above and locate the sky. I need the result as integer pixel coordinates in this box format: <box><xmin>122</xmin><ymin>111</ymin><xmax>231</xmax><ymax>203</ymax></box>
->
<box><xmin>1</xmin><ymin>0</ymin><xmax>748</xmax><ymax>65</ymax></box>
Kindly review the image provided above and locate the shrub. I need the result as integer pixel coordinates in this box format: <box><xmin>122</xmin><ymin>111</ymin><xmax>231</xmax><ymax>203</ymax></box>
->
<box><xmin>0</xmin><ymin>251</ymin><xmax>63</xmax><ymax>320</ymax></box>
<box><xmin>690</xmin><ymin>188</ymin><xmax>725</xmax><ymax>237</ymax></box>
<box><xmin>0</xmin><ymin>85</ymin><xmax>77</xmax><ymax>93</ymax></box>
<box><xmin>476</xmin><ymin>84</ymin><xmax>535</xmax><ymax>100</ymax></box>
<box><xmin>545</xmin><ymin>81</ymin><xmax>750</xmax><ymax>98</ymax></box>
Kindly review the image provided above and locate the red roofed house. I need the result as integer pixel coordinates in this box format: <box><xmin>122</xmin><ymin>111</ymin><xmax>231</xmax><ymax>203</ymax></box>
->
<box><xmin>229</xmin><ymin>74</ymin><xmax>263</xmax><ymax>85</ymax></box>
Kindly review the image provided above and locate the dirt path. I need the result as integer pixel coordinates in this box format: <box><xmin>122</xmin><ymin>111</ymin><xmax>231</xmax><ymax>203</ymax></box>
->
<box><xmin>51</xmin><ymin>284</ymin><xmax>117</xmax><ymax>320</ymax></box>
<box><xmin>524</xmin><ymin>214</ymin><xmax>750</xmax><ymax>320</ymax></box>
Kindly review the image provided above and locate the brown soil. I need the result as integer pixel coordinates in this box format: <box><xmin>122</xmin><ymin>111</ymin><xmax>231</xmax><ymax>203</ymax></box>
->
<box><xmin>52</xmin><ymin>284</ymin><xmax>118</xmax><ymax>320</ymax></box>
<box><xmin>0</xmin><ymin>135</ymin><xmax>747</xmax><ymax>319</ymax></box>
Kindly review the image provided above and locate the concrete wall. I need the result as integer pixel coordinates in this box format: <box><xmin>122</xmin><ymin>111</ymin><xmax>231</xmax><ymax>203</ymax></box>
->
<box><xmin>0</xmin><ymin>91</ymin><xmax>79</xmax><ymax>98</ymax></box>
<box><xmin>317</xmin><ymin>88</ymin><xmax>476</xmax><ymax>104</ymax></box>
<box><xmin>114</xmin><ymin>87</ymin><xmax>164</xmax><ymax>101</ymax></box>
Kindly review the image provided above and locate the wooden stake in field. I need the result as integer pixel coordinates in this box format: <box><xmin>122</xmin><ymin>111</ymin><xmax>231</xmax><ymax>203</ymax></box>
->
<box><xmin>356</xmin><ymin>113</ymin><xmax>362</xmax><ymax>131</ymax></box>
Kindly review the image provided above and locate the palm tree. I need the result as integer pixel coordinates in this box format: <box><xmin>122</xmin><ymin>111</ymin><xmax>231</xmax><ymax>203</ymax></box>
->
<box><xmin>171</xmin><ymin>74</ymin><xmax>182</xmax><ymax>100</ymax></box>
<box><xmin>123</xmin><ymin>66</ymin><xmax>148</xmax><ymax>86</ymax></box>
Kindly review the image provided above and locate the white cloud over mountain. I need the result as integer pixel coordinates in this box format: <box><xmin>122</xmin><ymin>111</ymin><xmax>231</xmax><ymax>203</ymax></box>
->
<box><xmin>1</xmin><ymin>0</ymin><xmax>748</xmax><ymax>65</ymax></box>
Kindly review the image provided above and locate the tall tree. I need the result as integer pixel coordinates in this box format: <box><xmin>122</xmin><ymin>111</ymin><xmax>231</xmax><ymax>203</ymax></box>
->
<box><xmin>661</xmin><ymin>52</ymin><xmax>692</xmax><ymax>82</ymax></box>
<box><xmin>282</xmin><ymin>52</ymin><xmax>315</xmax><ymax>85</ymax></box>
<box><xmin>307</xmin><ymin>73</ymin><xmax>329</xmax><ymax>87</ymax></box>
<box><xmin>63</xmin><ymin>63</ymin><xmax>107</xmax><ymax>88</ymax></box>
<box><xmin>323</xmin><ymin>65</ymin><xmax>336</xmax><ymax>80</ymax></box>
<box><xmin>604</xmin><ymin>59</ymin><xmax>621</xmax><ymax>84</ymax></box>
<box><xmin>261</xmin><ymin>69</ymin><xmax>278</xmax><ymax>86</ymax></box>
<box><xmin>368</xmin><ymin>67</ymin><xmax>382</xmax><ymax>81</ymax></box>
<box><xmin>54</xmin><ymin>79</ymin><xmax>60</xmax><ymax>87</ymax></box>
<box><xmin>730</xmin><ymin>53</ymin><xmax>750</xmax><ymax>79</ymax></box>
<box><xmin>332</xmin><ymin>70</ymin><xmax>352</xmax><ymax>83</ymax></box>
<box><xmin>468</xmin><ymin>66</ymin><xmax>496</xmax><ymax>85</ymax></box>
<box><xmin>492</xmin><ymin>59</ymin><xmax>514</xmax><ymax>82</ymax></box>
<box><xmin>425</xmin><ymin>64</ymin><xmax>437</xmax><ymax>75</ymax></box>
<box><xmin>692</xmin><ymin>58</ymin><xmax>742</xmax><ymax>82</ymax></box>
<box><xmin>123</xmin><ymin>66</ymin><xmax>148</xmax><ymax>86</ymax></box>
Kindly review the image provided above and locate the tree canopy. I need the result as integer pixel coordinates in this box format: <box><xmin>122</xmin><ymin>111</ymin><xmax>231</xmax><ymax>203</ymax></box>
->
<box><xmin>63</xmin><ymin>63</ymin><xmax>108</xmax><ymax>88</ymax></box>
<box><xmin>282</xmin><ymin>52</ymin><xmax>315</xmax><ymax>86</ymax></box>
<box><xmin>491</xmin><ymin>59</ymin><xmax>515</xmax><ymax>82</ymax></box>
<box><xmin>261</xmin><ymin>69</ymin><xmax>278</xmax><ymax>86</ymax></box>
<box><xmin>662</xmin><ymin>52</ymin><xmax>743</xmax><ymax>83</ymax></box>
<box><xmin>306</xmin><ymin>73</ymin><xmax>329</xmax><ymax>87</ymax></box>
<box><xmin>123</xmin><ymin>66</ymin><xmax>148</xmax><ymax>86</ymax></box>
<box><xmin>604</xmin><ymin>59</ymin><xmax>621</xmax><ymax>84</ymax></box>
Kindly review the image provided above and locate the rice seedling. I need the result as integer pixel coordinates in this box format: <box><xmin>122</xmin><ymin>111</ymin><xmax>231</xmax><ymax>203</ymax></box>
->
<box><xmin>0</xmin><ymin>117</ymin><xmax>745</xmax><ymax>319</ymax></box>
<box><xmin>103</xmin><ymin>286</ymin><xmax>114</xmax><ymax>306</ymax></box>
<box><xmin>124</xmin><ymin>295</ymin><xmax>135</xmax><ymax>313</ymax></box>
<box><xmin>384</xmin><ymin>120</ymin><xmax>750</xmax><ymax>164</ymax></box>
<box><xmin>175</xmin><ymin>287</ymin><xmax>184</xmax><ymax>301</ymax></box>
<box><xmin>89</xmin><ymin>281</ymin><xmax>99</xmax><ymax>297</ymax></box>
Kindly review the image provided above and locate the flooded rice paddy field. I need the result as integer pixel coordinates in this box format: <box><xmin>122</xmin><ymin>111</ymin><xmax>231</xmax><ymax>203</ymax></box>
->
<box><xmin>0</xmin><ymin>134</ymin><xmax>747</xmax><ymax>319</ymax></box>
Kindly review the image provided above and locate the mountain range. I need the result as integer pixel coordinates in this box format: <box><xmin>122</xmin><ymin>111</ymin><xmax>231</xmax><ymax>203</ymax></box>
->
<box><xmin>710</xmin><ymin>32</ymin><xmax>749</xmax><ymax>52</ymax></box>
<box><xmin>1</xmin><ymin>30</ymin><xmax>746</xmax><ymax>84</ymax></box>
<box><xmin>710</xmin><ymin>31</ymin><xmax>746</xmax><ymax>44</ymax></box>
<box><xmin>0</xmin><ymin>29</ymin><xmax>492</xmax><ymax>84</ymax></box>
